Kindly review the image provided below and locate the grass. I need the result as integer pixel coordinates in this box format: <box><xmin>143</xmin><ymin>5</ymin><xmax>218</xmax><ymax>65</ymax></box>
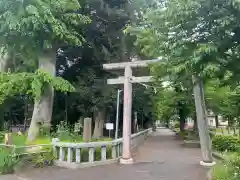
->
<box><xmin>59</xmin><ymin>136</ymin><xmax>112</xmax><ymax>143</ymax></box>
<box><xmin>212</xmin><ymin>162</ymin><xmax>232</xmax><ymax>180</ymax></box>
<box><xmin>212</xmin><ymin>152</ymin><xmax>240</xmax><ymax>180</ymax></box>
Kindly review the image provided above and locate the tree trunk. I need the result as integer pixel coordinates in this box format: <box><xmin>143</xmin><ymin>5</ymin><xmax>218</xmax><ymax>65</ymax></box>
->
<box><xmin>193</xmin><ymin>114</ymin><xmax>198</xmax><ymax>132</ymax></box>
<box><xmin>192</xmin><ymin>75</ymin><xmax>213</xmax><ymax>163</ymax></box>
<box><xmin>214</xmin><ymin>115</ymin><xmax>219</xmax><ymax>128</ymax></box>
<box><xmin>28</xmin><ymin>51</ymin><xmax>56</xmax><ymax>142</ymax></box>
<box><xmin>179</xmin><ymin>115</ymin><xmax>185</xmax><ymax>132</ymax></box>
<box><xmin>0</xmin><ymin>50</ymin><xmax>11</xmax><ymax>72</ymax></box>
<box><xmin>92</xmin><ymin>109</ymin><xmax>106</xmax><ymax>139</ymax></box>
<box><xmin>178</xmin><ymin>102</ymin><xmax>186</xmax><ymax>132</ymax></box>
<box><xmin>175</xmin><ymin>86</ymin><xmax>186</xmax><ymax>132</ymax></box>
<box><xmin>0</xmin><ymin>49</ymin><xmax>12</xmax><ymax>130</ymax></box>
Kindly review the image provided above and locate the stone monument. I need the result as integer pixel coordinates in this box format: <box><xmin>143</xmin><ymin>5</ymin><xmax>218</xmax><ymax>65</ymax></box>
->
<box><xmin>83</xmin><ymin>117</ymin><xmax>92</xmax><ymax>142</ymax></box>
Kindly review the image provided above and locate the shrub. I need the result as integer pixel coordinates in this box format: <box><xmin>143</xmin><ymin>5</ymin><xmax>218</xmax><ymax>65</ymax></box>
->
<box><xmin>185</xmin><ymin>130</ymin><xmax>199</xmax><ymax>140</ymax></box>
<box><xmin>0</xmin><ymin>132</ymin><xmax>4</xmax><ymax>142</ymax></box>
<box><xmin>174</xmin><ymin>121</ymin><xmax>180</xmax><ymax>128</ymax></box>
<box><xmin>212</xmin><ymin>135</ymin><xmax>240</xmax><ymax>152</ymax></box>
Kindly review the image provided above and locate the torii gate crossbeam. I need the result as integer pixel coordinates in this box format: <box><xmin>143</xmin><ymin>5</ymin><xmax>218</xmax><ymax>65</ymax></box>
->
<box><xmin>103</xmin><ymin>59</ymin><xmax>161</xmax><ymax>164</ymax></box>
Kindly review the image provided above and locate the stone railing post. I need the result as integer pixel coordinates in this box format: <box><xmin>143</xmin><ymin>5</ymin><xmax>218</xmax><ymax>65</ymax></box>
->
<box><xmin>112</xmin><ymin>144</ymin><xmax>117</xmax><ymax>159</ymax></box>
<box><xmin>76</xmin><ymin>148</ymin><xmax>81</xmax><ymax>163</ymax></box>
<box><xmin>67</xmin><ymin>147</ymin><xmax>73</xmax><ymax>163</ymax></box>
<box><xmin>101</xmin><ymin>146</ymin><xmax>107</xmax><ymax>161</ymax></box>
<box><xmin>88</xmin><ymin>147</ymin><xmax>94</xmax><ymax>162</ymax></box>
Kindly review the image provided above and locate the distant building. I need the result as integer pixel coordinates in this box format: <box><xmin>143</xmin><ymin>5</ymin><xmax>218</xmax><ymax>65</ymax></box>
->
<box><xmin>186</xmin><ymin>111</ymin><xmax>228</xmax><ymax>128</ymax></box>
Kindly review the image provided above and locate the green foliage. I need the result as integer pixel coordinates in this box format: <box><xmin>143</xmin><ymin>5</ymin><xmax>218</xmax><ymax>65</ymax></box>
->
<box><xmin>0</xmin><ymin>69</ymin><xmax>75</xmax><ymax>104</ymax></box>
<box><xmin>213</xmin><ymin>154</ymin><xmax>240</xmax><ymax>180</ymax></box>
<box><xmin>33</xmin><ymin>69</ymin><xmax>75</xmax><ymax>100</ymax></box>
<box><xmin>0</xmin><ymin>132</ymin><xmax>4</xmax><ymax>142</ymax></box>
<box><xmin>30</xmin><ymin>151</ymin><xmax>54</xmax><ymax>168</ymax></box>
<box><xmin>55</xmin><ymin>121</ymin><xmax>73</xmax><ymax>141</ymax></box>
<box><xmin>54</xmin><ymin>121</ymin><xmax>112</xmax><ymax>142</ymax></box>
<box><xmin>212</xmin><ymin>135</ymin><xmax>240</xmax><ymax>152</ymax></box>
<box><xmin>0</xmin><ymin>144</ymin><xmax>19</xmax><ymax>174</ymax></box>
<box><xmin>0</xmin><ymin>155</ymin><xmax>19</xmax><ymax>174</ymax></box>
<box><xmin>0</xmin><ymin>0</ymin><xmax>91</xmax><ymax>53</ymax></box>
<box><xmin>173</xmin><ymin>121</ymin><xmax>180</xmax><ymax>129</ymax></box>
<box><xmin>126</xmin><ymin>0</ymin><xmax>240</xmax><ymax>129</ymax></box>
<box><xmin>212</xmin><ymin>162</ymin><xmax>233</xmax><ymax>180</ymax></box>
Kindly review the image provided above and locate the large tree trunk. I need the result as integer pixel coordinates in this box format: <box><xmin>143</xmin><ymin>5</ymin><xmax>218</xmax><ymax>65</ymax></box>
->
<box><xmin>28</xmin><ymin>51</ymin><xmax>56</xmax><ymax>142</ymax></box>
<box><xmin>179</xmin><ymin>113</ymin><xmax>185</xmax><ymax>132</ymax></box>
<box><xmin>0</xmin><ymin>49</ymin><xmax>12</xmax><ymax>130</ymax></box>
<box><xmin>192</xmin><ymin>75</ymin><xmax>213</xmax><ymax>163</ymax></box>
<box><xmin>92</xmin><ymin>109</ymin><xmax>106</xmax><ymax>139</ymax></box>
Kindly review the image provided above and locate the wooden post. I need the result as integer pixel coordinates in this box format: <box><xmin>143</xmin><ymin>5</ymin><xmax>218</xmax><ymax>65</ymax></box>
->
<box><xmin>192</xmin><ymin>75</ymin><xmax>215</xmax><ymax>166</ymax></box>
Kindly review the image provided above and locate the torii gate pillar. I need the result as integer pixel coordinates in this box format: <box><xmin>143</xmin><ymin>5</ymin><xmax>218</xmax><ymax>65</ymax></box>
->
<box><xmin>120</xmin><ymin>66</ymin><xmax>133</xmax><ymax>164</ymax></box>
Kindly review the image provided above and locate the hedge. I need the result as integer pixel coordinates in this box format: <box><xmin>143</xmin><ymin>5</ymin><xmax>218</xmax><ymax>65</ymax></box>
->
<box><xmin>212</xmin><ymin>135</ymin><xmax>240</xmax><ymax>152</ymax></box>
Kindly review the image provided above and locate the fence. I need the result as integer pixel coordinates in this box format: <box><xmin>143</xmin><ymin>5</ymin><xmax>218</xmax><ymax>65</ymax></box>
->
<box><xmin>210</xmin><ymin>126</ymin><xmax>240</xmax><ymax>136</ymax></box>
<box><xmin>52</xmin><ymin>128</ymin><xmax>152</xmax><ymax>169</ymax></box>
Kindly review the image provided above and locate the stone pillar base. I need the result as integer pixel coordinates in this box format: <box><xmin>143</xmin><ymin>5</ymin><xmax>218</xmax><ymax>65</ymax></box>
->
<box><xmin>119</xmin><ymin>158</ymin><xmax>134</xmax><ymax>165</ymax></box>
<box><xmin>200</xmin><ymin>161</ymin><xmax>216</xmax><ymax>167</ymax></box>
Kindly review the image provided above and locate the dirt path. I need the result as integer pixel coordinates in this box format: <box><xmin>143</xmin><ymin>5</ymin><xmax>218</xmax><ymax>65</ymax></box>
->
<box><xmin>2</xmin><ymin>128</ymin><xmax>211</xmax><ymax>180</ymax></box>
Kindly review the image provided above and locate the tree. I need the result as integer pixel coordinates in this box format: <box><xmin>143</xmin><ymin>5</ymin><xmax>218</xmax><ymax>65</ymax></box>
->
<box><xmin>53</xmin><ymin>0</ymin><xmax>153</xmax><ymax>138</ymax></box>
<box><xmin>127</xmin><ymin>0</ymin><xmax>240</xmax><ymax>163</ymax></box>
<box><xmin>0</xmin><ymin>0</ymin><xmax>90</xmax><ymax>141</ymax></box>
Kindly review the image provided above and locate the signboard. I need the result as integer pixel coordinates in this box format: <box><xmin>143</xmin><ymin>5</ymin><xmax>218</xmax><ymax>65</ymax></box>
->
<box><xmin>106</xmin><ymin>123</ymin><xmax>114</xmax><ymax>130</ymax></box>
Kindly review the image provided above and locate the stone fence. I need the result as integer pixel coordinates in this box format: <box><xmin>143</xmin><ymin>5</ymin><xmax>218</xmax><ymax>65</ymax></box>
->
<box><xmin>52</xmin><ymin>128</ymin><xmax>152</xmax><ymax>169</ymax></box>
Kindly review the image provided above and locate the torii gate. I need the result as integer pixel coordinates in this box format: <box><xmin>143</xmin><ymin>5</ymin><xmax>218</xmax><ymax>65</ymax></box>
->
<box><xmin>103</xmin><ymin>59</ymin><xmax>160</xmax><ymax>164</ymax></box>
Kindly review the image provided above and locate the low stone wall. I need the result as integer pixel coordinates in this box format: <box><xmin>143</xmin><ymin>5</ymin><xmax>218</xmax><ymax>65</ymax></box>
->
<box><xmin>52</xmin><ymin>128</ymin><xmax>152</xmax><ymax>169</ymax></box>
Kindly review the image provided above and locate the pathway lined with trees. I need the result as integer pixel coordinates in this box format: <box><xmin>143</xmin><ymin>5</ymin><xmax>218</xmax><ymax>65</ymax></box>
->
<box><xmin>1</xmin><ymin>0</ymin><xmax>240</xmax><ymax>179</ymax></box>
<box><xmin>2</xmin><ymin>128</ymin><xmax>210</xmax><ymax>180</ymax></box>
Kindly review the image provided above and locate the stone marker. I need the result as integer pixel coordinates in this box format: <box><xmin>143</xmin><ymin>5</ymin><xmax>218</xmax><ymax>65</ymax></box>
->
<box><xmin>17</xmin><ymin>131</ymin><xmax>23</xmax><ymax>136</ymax></box>
<box><xmin>4</xmin><ymin>133</ymin><xmax>12</xmax><ymax>145</ymax></box>
<box><xmin>83</xmin><ymin>117</ymin><xmax>92</xmax><ymax>142</ymax></box>
<box><xmin>74</xmin><ymin>120</ymin><xmax>82</xmax><ymax>134</ymax></box>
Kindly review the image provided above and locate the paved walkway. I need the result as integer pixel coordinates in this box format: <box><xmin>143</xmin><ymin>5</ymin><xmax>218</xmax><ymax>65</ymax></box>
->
<box><xmin>2</xmin><ymin>128</ymin><xmax>210</xmax><ymax>180</ymax></box>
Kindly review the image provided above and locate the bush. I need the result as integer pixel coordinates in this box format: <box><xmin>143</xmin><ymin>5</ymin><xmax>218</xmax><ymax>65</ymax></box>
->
<box><xmin>0</xmin><ymin>147</ymin><xmax>17</xmax><ymax>174</ymax></box>
<box><xmin>212</xmin><ymin>135</ymin><xmax>240</xmax><ymax>152</ymax></box>
<box><xmin>174</xmin><ymin>121</ymin><xmax>180</xmax><ymax>128</ymax></box>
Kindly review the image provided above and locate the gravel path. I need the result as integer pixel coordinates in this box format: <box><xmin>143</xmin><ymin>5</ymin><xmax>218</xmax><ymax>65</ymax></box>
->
<box><xmin>2</xmin><ymin>128</ymin><xmax>211</xmax><ymax>180</ymax></box>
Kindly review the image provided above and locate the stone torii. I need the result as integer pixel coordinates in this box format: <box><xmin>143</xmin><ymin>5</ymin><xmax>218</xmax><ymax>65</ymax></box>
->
<box><xmin>103</xmin><ymin>59</ymin><xmax>160</xmax><ymax>164</ymax></box>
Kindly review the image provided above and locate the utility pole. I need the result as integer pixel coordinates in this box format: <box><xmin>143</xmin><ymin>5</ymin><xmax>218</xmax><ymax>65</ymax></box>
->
<box><xmin>115</xmin><ymin>89</ymin><xmax>122</xmax><ymax>139</ymax></box>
